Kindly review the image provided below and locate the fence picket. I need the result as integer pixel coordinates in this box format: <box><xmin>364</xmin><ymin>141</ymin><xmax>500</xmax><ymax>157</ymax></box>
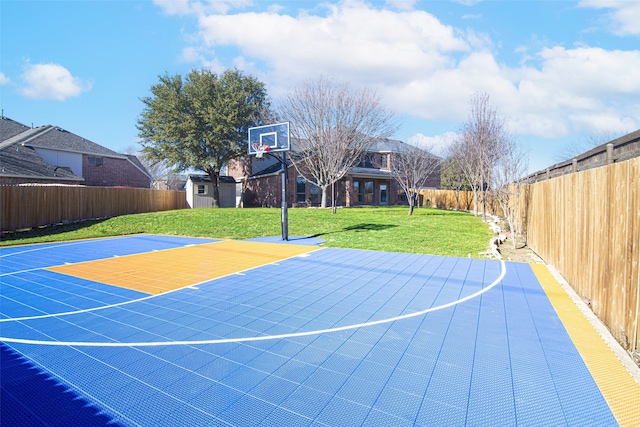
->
<box><xmin>1</xmin><ymin>186</ymin><xmax>186</xmax><ymax>232</ymax></box>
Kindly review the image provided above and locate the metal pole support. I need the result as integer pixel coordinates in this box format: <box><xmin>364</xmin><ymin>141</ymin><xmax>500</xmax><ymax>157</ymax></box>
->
<box><xmin>281</xmin><ymin>151</ymin><xmax>289</xmax><ymax>241</ymax></box>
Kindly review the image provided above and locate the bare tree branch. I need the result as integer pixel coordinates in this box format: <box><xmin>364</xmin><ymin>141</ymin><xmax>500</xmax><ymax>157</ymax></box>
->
<box><xmin>493</xmin><ymin>138</ymin><xmax>529</xmax><ymax>248</ymax></box>
<box><xmin>278</xmin><ymin>76</ymin><xmax>398</xmax><ymax>208</ymax></box>
<box><xmin>390</xmin><ymin>144</ymin><xmax>440</xmax><ymax>215</ymax></box>
<box><xmin>452</xmin><ymin>92</ymin><xmax>507</xmax><ymax>221</ymax></box>
<box><xmin>553</xmin><ymin>130</ymin><xmax>626</xmax><ymax>163</ymax></box>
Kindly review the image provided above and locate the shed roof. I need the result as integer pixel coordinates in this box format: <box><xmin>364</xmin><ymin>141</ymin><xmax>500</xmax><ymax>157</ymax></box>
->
<box><xmin>187</xmin><ymin>174</ymin><xmax>237</xmax><ymax>184</ymax></box>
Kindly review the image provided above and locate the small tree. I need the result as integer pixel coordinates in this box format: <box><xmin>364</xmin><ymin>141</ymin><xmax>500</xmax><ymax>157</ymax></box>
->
<box><xmin>137</xmin><ymin>68</ymin><xmax>270</xmax><ymax>207</ymax></box>
<box><xmin>493</xmin><ymin>138</ymin><xmax>528</xmax><ymax>248</ymax></box>
<box><xmin>278</xmin><ymin>76</ymin><xmax>398</xmax><ymax>209</ymax></box>
<box><xmin>449</xmin><ymin>133</ymin><xmax>482</xmax><ymax>215</ymax></box>
<box><xmin>390</xmin><ymin>144</ymin><xmax>441</xmax><ymax>215</ymax></box>
<box><xmin>454</xmin><ymin>92</ymin><xmax>507</xmax><ymax>221</ymax></box>
<box><xmin>440</xmin><ymin>154</ymin><xmax>470</xmax><ymax>210</ymax></box>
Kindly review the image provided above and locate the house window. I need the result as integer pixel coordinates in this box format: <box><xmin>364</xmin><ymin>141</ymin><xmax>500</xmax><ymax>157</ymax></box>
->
<box><xmin>296</xmin><ymin>177</ymin><xmax>306</xmax><ymax>203</ymax></box>
<box><xmin>197</xmin><ymin>184</ymin><xmax>207</xmax><ymax>195</ymax></box>
<box><xmin>354</xmin><ymin>181</ymin><xmax>362</xmax><ymax>202</ymax></box>
<box><xmin>364</xmin><ymin>181</ymin><xmax>374</xmax><ymax>203</ymax></box>
<box><xmin>88</xmin><ymin>156</ymin><xmax>103</xmax><ymax>167</ymax></box>
<box><xmin>398</xmin><ymin>189</ymin><xmax>407</xmax><ymax>203</ymax></box>
<box><xmin>360</xmin><ymin>154</ymin><xmax>375</xmax><ymax>168</ymax></box>
<box><xmin>309</xmin><ymin>179</ymin><xmax>321</xmax><ymax>204</ymax></box>
<box><xmin>380</xmin><ymin>154</ymin><xmax>388</xmax><ymax>169</ymax></box>
<box><xmin>340</xmin><ymin>180</ymin><xmax>347</xmax><ymax>204</ymax></box>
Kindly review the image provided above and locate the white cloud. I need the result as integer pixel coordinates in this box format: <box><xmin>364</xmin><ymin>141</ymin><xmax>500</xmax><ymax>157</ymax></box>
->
<box><xmin>385</xmin><ymin>0</ymin><xmax>417</xmax><ymax>11</ymax></box>
<box><xmin>153</xmin><ymin>0</ymin><xmax>252</xmax><ymax>15</ymax></box>
<box><xmin>0</xmin><ymin>72</ymin><xmax>10</xmax><ymax>85</ymax></box>
<box><xmin>194</xmin><ymin>1</ymin><xmax>469</xmax><ymax>95</ymax></box>
<box><xmin>507</xmin><ymin>47</ymin><xmax>640</xmax><ymax>136</ymax></box>
<box><xmin>18</xmin><ymin>63</ymin><xmax>92</xmax><ymax>101</ymax></box>
<box><xmin>578</xmin><ymin>0</ymin><xmax>640</xmax><ymax>36</ymax></box>
<box><xmin>407</xmin><ymin>131</ymin><xmax>458</xmax><ymax>155</ymax></box>
<box><xmin>452</xmin><ymin>0</ymin><xmax>483</xmax><ymax>5</ymax></box>
<box><xmin>160</xmin><ymin>1</ymin><xmax>640</xmax><ymax>141</ymax></box>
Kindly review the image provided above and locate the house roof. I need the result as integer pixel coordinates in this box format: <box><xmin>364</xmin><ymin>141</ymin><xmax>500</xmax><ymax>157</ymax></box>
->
<box><xmin>0</xmin><ymin>139</ymin><xmax>83</xmax><ymax>181</ymax></box>
<box><xmin>22</xmin><ymin>126</ymin><xmax>125</xmax><ymax>158</ymax></box>
<box><xmin>124</xmin><ymin>154</ymin><xmax>152</xmax><ymax>179</ymax></box>
<box><xmin>1</xmin><ymin>117</ymin><xmax>126</xmax><ymax>158</ymax></box>
<box><xmin>0</xmin><ymin>116</ymin><xmax>31</xmax><ymax>141</ymax></box>
<box><xmin>289</xmin><ymin>137</ymin><xmax>427</xmax><ymax>155</ymax></box>
<box><xmin>249</xmin><ymin>137</ymin><xmax>439</xmax><ymax>179</ymax></box>
<box><xmin>250</xmin><ymin>161</ymin><xmax>286</xmax><ymax>178</ymax></box>
<box><xmin>1</xmin><ymin>117</ymin><xmax>153</xmax><ymax>182</ymax></box>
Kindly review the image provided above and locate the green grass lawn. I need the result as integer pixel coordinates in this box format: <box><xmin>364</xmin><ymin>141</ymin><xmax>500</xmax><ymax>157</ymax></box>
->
<box><xmin>0</xmin><ymin>207</ymin><xmax>492</xmax><ymax>257</ymax></box>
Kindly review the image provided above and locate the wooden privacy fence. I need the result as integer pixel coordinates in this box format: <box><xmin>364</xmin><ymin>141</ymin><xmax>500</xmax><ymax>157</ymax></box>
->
<box><xmin>420</xmin><ymin>160</ymin><xmax>639</xmax><ymax>352</ymax></box>
<box><xmin>524</xmin><ymin>157</ymin><xmax>639</xmax><ymax>352</ymax></box>
<box><xmin>1</xmin><ymin>186</ymin><xmax>186</xmax><ymax>232</ymax></box>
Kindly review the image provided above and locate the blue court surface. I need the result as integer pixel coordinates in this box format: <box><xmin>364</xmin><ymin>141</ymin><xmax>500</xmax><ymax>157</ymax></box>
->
<box><xmin>0</xmin><ymin>235</ymin><xmax>620</xmax><ymax>426</ymax></box>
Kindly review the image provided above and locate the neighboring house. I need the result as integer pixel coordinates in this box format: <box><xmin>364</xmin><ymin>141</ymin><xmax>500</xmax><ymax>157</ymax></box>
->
<box><xmin>151</xmin><ymin>174</ymin><xmax>188</xmax><ymax>191</ymax></box>
<box><xmin>185</xmin><ymin>174</ymin><xmax>239</xmax><ymax>208</ymax></box>
<box><xmin>0</xmin><ymin>116</ymin><xmax>151</xmax><ymax>187</ymax></box>
<box><xmin>227</xmin><ymin>138</ymin><xmax>441</xmax><ymax>208</ymax></box>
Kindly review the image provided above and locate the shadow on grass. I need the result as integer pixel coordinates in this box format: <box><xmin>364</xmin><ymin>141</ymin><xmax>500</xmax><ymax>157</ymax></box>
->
<box><xmin>311</xmin><ymin>223</ymin><xmax>398</xmax><ymax>238</ymax></box>
<box><xmin>0</xmin><ymin>344</ymin><xmax>122</xmax><ymax>426</ymax></box>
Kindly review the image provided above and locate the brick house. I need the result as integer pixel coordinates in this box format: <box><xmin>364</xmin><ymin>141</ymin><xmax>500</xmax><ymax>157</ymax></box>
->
<box><xmin>0</xmin><ymin>116</ymin><xmax>151</xmax><ymax>187</ymax></box>
<box><xmin>227</xmin><ymin>138</ymin><xmax>440</xmax><ymax>208</ymax></box>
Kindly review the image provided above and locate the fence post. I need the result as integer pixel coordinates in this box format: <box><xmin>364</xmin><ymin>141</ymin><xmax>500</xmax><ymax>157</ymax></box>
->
<box><xmin>607</xmin><ymin>143</ymin><xmax>614</xmax><ymax>164</ymax></box>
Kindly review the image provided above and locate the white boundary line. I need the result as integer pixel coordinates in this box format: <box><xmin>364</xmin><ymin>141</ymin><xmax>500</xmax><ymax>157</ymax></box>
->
<box><xmin>0</xmin><ymin>247</ymin><xmax>319</xmax><ymax>323</ymax></box>
<box><xmin>0</xmin><ymin>261</ymin><xmax>506</xmax><ymax>347</ymax></box>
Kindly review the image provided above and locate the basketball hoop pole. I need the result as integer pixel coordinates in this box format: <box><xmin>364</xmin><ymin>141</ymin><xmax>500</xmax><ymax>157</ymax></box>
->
<box><xmin>281</xmin><ymin>151</ymin><xmax>289</xmax><ymax>241</ymax></box>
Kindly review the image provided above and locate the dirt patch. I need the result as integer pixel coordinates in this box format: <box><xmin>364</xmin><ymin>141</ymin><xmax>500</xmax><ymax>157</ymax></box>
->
<box><xmin>497</xmin><ymin>237</ymin><xmax>543</xmax><ymax>264</ymax></box>
<box><xmin>486</xmin><ymin>217</ymin><xmax>543</xmax><ymax>264</ymax></box>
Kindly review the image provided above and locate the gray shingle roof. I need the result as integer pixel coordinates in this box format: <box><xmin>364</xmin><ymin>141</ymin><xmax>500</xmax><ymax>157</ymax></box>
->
<box><xmin>24</xmin><ymin>126</ymin><xmax>123</xmax><ymax>157</ymax></box>
<box><xmin>1</xmin><ymin>117</ymin><xmax>124</xmax><ymax>158</ymax></box>
<box><xmin>0</xmin><ymin>139</ymin><xmax>83</xmax><ymax>181</ymax></box>
<box><xmin>188</xmin><ymin>174</ymin><xmax>237</xmax><ymax>183</ymax></box>
<box><xmin>0</xmin><ymin>116</ymin><xmax>31</xmax><ymax>141</ymax></box>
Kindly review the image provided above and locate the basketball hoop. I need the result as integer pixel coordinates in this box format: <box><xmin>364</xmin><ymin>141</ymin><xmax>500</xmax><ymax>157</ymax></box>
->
<box><xmin>252</xmin><ymin>142</ymin><xmax>271</xmax><ymax>158</ymax></box>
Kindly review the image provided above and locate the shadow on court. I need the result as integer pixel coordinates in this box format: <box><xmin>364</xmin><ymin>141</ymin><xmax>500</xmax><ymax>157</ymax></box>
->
<box><xmin>0</xmin><ymin>344</ymin><xmax>122</xmax><ymax>427</ymax></box>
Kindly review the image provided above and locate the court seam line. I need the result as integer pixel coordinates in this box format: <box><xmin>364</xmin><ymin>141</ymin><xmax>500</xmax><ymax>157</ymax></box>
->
<box><xmin>0</xmin><ymin>234</ymin><xmax>219</xmax><ymax>259</ymax></box>
<box><xmin>0</xmin><ymin>260</ymin><xmax>506</xmax><ymax>346</ymax></box>
<box><xmin>0</xmin><ymin>246</ymin><xmax>325</xmax><ymax>323</ymax></box>
<box><xmin>0</xmin><ymin>240</ymin><xmax>223</xmax><ymax>277</ymax></box>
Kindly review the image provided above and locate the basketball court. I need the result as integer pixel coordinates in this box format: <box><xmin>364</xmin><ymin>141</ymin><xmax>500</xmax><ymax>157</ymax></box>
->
<box><xmin>1</xmin><ymin>234</ymin><xmax>639</xmax><ymax>426</ymax></box>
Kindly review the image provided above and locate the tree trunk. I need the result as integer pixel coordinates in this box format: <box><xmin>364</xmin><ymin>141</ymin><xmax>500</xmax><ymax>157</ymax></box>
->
<box><xmin>331</xmin><ymin>181</ymin><xmax>337</xmax><ymax>214</ymax></box>
<box><xmin>481</xmin><ymin>179</ymin><xmax>487</xmax><ymax>222</ymax></box>
<box><xmin>472</xmin><ymin>189</ymin><xmax>478</xmax><ymax>215</ymax></box>
<box><xmin>208</xmin><ymin>171</ymin><xmax>220</xmax><ymax>208</ymax></box>
<box><xmin>321</xmin><ymin>186</ymin><xmax>328</xmax><ymax>208</ymax></box>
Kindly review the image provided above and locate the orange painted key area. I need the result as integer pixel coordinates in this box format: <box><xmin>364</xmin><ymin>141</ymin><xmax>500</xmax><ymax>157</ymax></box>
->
<box><xmin>47</xmin><ymin>240</ymin><xmax>319</xmax><ymax>295</ymax></box>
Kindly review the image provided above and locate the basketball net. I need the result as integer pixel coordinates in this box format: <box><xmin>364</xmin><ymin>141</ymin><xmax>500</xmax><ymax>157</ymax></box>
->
<box><xmin>252</xmin><ymin>143</ymin><xmax>271</xmax><ymax>158</ymax></box>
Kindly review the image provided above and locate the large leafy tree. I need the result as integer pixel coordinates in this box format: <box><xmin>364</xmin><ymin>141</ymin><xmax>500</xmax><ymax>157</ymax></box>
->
<box><xmin>137</xmin><ymin>68</ymin><xmax>270</xmax><ymax>207</ymax></box>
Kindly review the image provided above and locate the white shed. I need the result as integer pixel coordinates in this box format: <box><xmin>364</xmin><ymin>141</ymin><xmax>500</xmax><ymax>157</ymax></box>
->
<box><xmin>186</xmin><ymin>175</ymin><xmax>237</xmax><ymax>208</ymax></box>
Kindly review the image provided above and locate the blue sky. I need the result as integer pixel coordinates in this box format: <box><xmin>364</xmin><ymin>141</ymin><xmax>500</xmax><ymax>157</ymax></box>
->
<box><xmin>1</xmin><ymin>0</ymin><xmax>639</xmax><ymax>173</ymax></box>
